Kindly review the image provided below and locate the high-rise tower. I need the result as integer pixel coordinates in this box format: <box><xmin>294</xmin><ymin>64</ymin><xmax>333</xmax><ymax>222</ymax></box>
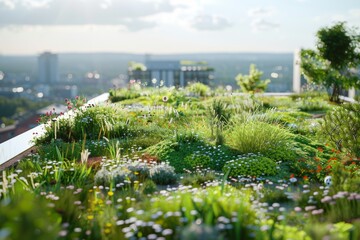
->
<box><xmin>38</xmin><ymin>52</ymin><xmax>59</xmax><ymax>83</ymax></box>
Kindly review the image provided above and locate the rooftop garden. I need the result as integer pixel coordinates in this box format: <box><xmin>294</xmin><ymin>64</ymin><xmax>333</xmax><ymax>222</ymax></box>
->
<box><xmin>0</xmin><ymin>82</ymin><xmax>359</xmax><ymax>239</ymax></box>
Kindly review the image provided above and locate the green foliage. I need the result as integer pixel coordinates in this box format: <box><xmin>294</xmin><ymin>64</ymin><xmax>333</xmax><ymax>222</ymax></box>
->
<box><xmin>227</xmin><ymin>120</ymin><xmax>292</xmax><ymax>155</ymax></box>
<box><xmin>149</xmin><ymin>163</ymin><xmax>177</xmax><ymax>185</ymax></box>
<box><xmin>73</xmin><ymin>105</ymin><xmax>118</xmax><ymax>140</ymax></box>
<box><xmin>207</xmin><ymin>99</ymin><xmax>231</xmax><ymax>144</ymax></box>
<box><xmin>37</xmin><ymin>104</ymin><xmax>121</xmax><ymax>144</ymax></box>
<box><xmin>180</xmin><ymin>171</ymin><xmax>217</xmax><ymax>187</ymax></box>
<box><xmin>257</xmin><ymin>220</ymin><xmax>311</xmax><ymax>240</ymax></box>
<box><xmin>0</xmin><ymin>96</ymin><xmax>50</xmax><ymax>119</ymax></box>
<box><xmin>36</xmin><ymin>139</ymin><xmax>108</xmax><ymax>162</ymax></box>
<box><xmin>300</xmin><ymin>22</ymin><xmax>360</xmax><ymax>103</ymax></box>
<box><xmin>143</xmin><ymin>186</ymin><xmax>258</xmax><ymax>239</ymax></box>
<box><xmin>263</xmin><ymin>147</ymin><xmax>299</xmax><ymax>163</ymax></box>
<box><xmin>94</xmin><ymin>159</ymin><xmax>150</xmax><ymax>186</ymax></box>
<box><xmin>321</xmin><ymin>103</ymin><xmax>360</xmax><ymax>156</ymax></box>
<box><xmin>329</xmin><ymin>161</ymin><xmax>360</xmax><ymax>194</ymax></box>
<box><xmin>0</xmin><ymin>189</ymin><xmax>61</xmax><ymax>240</ymax></box>
<box><xmin>290</xmin><ymin>83</ymin><xmax>329</xmax><ymax>101</ymax></box>
<box><xmin>3</xmin><ymin>86</ymin><xmax>360</xmax><ymax>240</ymax></box>
<box><xmin>296</xmin><ymin>98</ymin><xmax>330</xmax><ymax>112</ymax></box>
<box><xmin>208</xmin><ymin>99</ymin><xmax>231</xmax><ymax>124</ymax></box>
<box><xmin>223</xmin><ymin>154</ymin><xmax>278</xmax><ymax>177</ymax></box>
<box><xmin>186</xmin><ymin>82</ymin><xmax>210</xmax><ymax>97</ymax></box>
<box><xmin>140</xmin><ymin>179</ymin><xmax>157</xmax><ymax>194</ymax></box>
<box><xmin>184</xmin><ymin>154</ymin><xmax>212</xmax><ymax>169</ymax></box>
<box><xmin>266</xmin><ymin>110</ymin><xmax>311</xmax><ymax>125</ymax></box>
<box><xmin>317</xmin><ymin>22</ymin><xmax>359</xmax><ymax>71</ymax></box>
<box><xmin>180</xmin><ymin>223</ymin><xmax>222</xmax><ymax>240</ymax></box>
<box><xmin>109</xmin><ymin>88</ymin><xmax>141</xmax><ymax>103</ymax></box>
<box><xmin>146</xmin><ymin>136</ymin><xmax>237</xmax><ymax>173</ymax></box>
<box><xmin>235</xmin><ymin>64</ymin><xmax>270</xmax><ymax>93</ymax></box>
<box><xmin>94</xmin><ymin>159</ymin><xmax>177</xmax><ymax>186</ymax></box>
<box><xmin>305</xmin><ymin>222</ymin><xmax>358</xmax><ymax>240</ymax></box>
<box><xmin>260</xmin><ymin>187</ymin><xmax>290</xmax><ymax>204</ymax></box>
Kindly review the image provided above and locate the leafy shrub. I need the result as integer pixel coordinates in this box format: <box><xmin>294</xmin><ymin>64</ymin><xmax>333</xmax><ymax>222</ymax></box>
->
<box><xmin>235</xmin><ymin>64</ymin><xmax>270</xmax><ymax>93</ymax></box>
<box><xmin>94</xmin><ymin>167</ymin><xmax>112</xmax><ymax>186</ymax></box>
<box><xmin>36</xmin><ymin>104</ymin><xmax>122</xmax><ymax>143</ymax></box>
<box><xmin>149</xmin><ymin>163</ymin><xmax>177</xmax><ymax>185</ymax></box>
<box><xmin>94</xmin><ymin>160</ymin><xmax>150</xmax><ymax>186</ymax></box>
<box><xmin>95</xmin><ymin>159</ymin><xmax>178</xmax><ymax>186</ymax></box>
<box><xmin>304</xmin><ymin>222</ymin><xmax>358</xmax><ymax>240</ymax></box>
<box><xmin>109</xmin><ymin>88</ymin><xmax>141</xmax><ymax>103</ymax></box>
<box><xmin>263</xmin><ymin>147</ymin><xmax>299</xmax><ymax>162</ymax></box>
<box><xmin>328</xmin><ymin>161</ymin><xmax>360</xmax><ymax>194</ymax></box>
<box><xmin>73</xmin><ymin>105</ymin><xmax>119</xmax><ymax>140</ymax></box>
<box><xmin>180</xmin><ymin>171</ymin><xmax>217</xmax><ymax>187</ymax></box>
<box><xmin>140</xmin><ymin>179</ymin><xmax>157</xmax><ymax>194</ymax></box>
<box><xmin>175</xmin><ymin>130</ymin><xmax>202</xmax><ymax>143</ymax></box>
<box><xmin>184</xmin><ymin>154</ymin><xmax>211</xmax><ymax>169</ymax></box>
<box><xmin>180</xmin><ymin>223</ymin><xmax>222</xmax><ymax>240</ymax></box>
<box><xmin>260</xmin><ymin>187</ymin><xmax>290</xmax><ymax>204</ymax></box>
<box><xmin>267</xmin><ymin>111</ymin><xmax>312</xmax><ymax>125</ymax></box>
<box><xmin>261</xmin><ymin>220</ymin><xmax>310</xmax><ymax>240</ymax></box>
<box><xmin>223</xmin><ymin>154</ymin><xmax>278</xmax><ymax>177</ymax></box>
<box><xmin>296</xmin><ymin>98</ymin><xmax>330</xmax><ymax>112</ymax></box>
<box><xmin>0</xmin><ymin>189</ymin><xmax>61</xmax><ymax>240</ymax></box>
<box><xmin>186</xmin><ymin>82</ymin><xmax>210</xmax><ymax>97</ymax></box>
<box><xmin>227</xmin><ymin>120</ymin><xmax>292</xmax><ymax>155</ymax></box>
<box><xmin>321</xmin><ymin>103</ymin><xmax>360</xmax><ymax>156</ymax></box>
<box><xmin>146</xmin><ymin>138</ymin><xmax>237</xmax><ymax>173</ymax></box>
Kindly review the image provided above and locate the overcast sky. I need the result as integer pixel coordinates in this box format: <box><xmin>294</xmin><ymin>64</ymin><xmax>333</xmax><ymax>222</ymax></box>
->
<box><xmin>0</xmin><ymin>0</ymin><xmax>359</xmax><ymax>55</ymax></box>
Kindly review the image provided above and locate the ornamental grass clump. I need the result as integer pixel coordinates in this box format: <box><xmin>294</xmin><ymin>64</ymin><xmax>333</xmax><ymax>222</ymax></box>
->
<box><xmin>73</xmin><ymin>105</ymin><xmax>119</xmax><ymax>140</ymax></box>
<box><xmin>227</xmin><ymin>120</ymin><xmax>292</xmax><ymax>155</ymax></box>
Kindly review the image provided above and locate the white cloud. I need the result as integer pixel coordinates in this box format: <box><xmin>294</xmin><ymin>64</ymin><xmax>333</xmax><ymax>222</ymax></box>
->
<box><xmin>191</xmin><ymin>14</ymin><xmax>231</xmax><ymax>31</ymax></box>
<box><xmin>0</xmin><ymin>0</ymin><xmax>234</xmax><ymax>32</ymax></box>
<box><xmin>120</xmin><ymin>18</ymin><xmax>157</xmax><ymax>32</ymax></box>
<box><xmin>312</xmin><ymin>8</ymin><xmax>360</xmax><ymax>27</ymax></box>
<box><xmin>0</xmin><ymin>0</ymin><xmax>16</xmax><ymax>9</ymax></box>
<box><xmin>0</xmin><ymin>0</ymin><xmax>176</xmax><ymax>28</ymax></box>
<box><xmin>251</xmin><ymin>18</ymin><xmax>279</xmax><ymax>32</ymax></box>
<box><xmin>248</xmin><ymin>7</ymin><xmax>274</xmax><ymax>17</ymax></box>
<box><xmin>248</xmin><ymin>6</ymin><xmax>279</xmax><ymax>32</ymax></box>
<box><xmin>22</xmin><ymin>0</ymin><xmax>51</xmax><ymax>9</ymax></box>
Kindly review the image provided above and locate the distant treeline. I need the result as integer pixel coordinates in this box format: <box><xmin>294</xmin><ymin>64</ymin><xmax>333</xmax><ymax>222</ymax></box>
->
<box><xmin>0</xmin><ymin>96</ymin><xmax>50</xmax><ymax>119</ymax></box>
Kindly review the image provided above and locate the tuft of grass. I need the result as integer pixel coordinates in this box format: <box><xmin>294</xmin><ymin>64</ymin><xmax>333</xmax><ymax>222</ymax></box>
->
<box><xmin>227</xmin><ymin>120</ymin><xmax>292</xmax><ymax>155</ymax></box>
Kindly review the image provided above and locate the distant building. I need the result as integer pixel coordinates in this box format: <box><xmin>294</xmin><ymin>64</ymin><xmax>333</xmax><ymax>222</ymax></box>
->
<box><xmin>128</xmin><ymin>60</ymin><xmax>214</xmax><ymax>87</ymax></box>
<box><xmin>38</xmin><ymin>52</ymin><xmax>59</xmax><ymax>83</ymax></box>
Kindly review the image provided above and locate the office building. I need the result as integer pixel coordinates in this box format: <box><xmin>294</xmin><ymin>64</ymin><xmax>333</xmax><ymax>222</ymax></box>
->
<box><xmin>38</xmin><ymin>52</ymin><xmax>59</xmax><ymax>83</ymax></box>
<box><xmin>128</xmin><ymin>60</ymin><xmax>214</xmax><ymax>87</ymax></box>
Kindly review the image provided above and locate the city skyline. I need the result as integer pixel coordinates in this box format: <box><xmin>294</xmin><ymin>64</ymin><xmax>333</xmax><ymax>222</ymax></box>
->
<box><xmin>0</xmin><ymin>0</ymin><xmax>359</xmax><ymax>55</ymax></box>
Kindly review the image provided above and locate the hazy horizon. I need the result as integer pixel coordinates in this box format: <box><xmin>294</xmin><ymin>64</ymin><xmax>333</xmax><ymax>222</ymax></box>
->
<box><xmin>0</xmin><ymin>51</ymin><xmax>295</xmax><ymax>57</ymax></box>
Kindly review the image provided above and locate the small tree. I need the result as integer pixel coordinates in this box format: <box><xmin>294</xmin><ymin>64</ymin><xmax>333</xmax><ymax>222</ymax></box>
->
<box><xmin>300</xmin><ymin>22</ymin><xmax>360</xmax><ymax>103</ymax></box>
<box><xmin>235</xmin><ymin>64</ymin><xmax>270</xmax><ymax>93</ymax></box>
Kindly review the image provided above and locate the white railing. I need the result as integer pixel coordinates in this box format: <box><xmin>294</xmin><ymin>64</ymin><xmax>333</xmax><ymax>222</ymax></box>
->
<box><xmin>0</xmin><ymin>93</ymin><xmax>109</xmax><ymax>166</ymax></box>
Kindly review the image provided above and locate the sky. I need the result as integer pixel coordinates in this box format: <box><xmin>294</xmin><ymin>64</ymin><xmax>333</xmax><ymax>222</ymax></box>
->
<box><xmin>0</xmin><ymin>0</ymin><xmax>359</xmax><ymax>55</ymax></box>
